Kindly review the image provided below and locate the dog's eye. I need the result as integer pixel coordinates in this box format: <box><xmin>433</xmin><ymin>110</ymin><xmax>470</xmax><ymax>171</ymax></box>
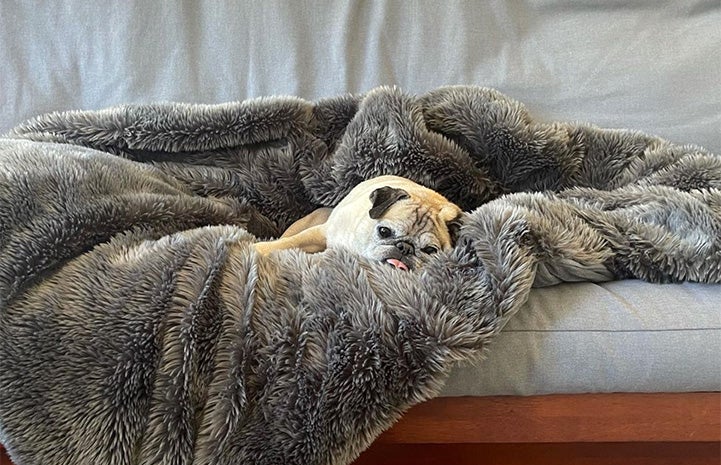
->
<box><xmin>421</xmin><ymin>246</ymin><xmax>438</xmax><ymax>255</ymax></box>
<box><xmin>377</xmin><ymin>226</ymin><xmax>393</xmax><ymax>239</ymax></box>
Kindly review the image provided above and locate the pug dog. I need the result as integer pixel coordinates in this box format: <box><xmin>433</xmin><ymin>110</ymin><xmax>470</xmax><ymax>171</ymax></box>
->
<box><xmin>254</xmin><ymin>175</ymin><xmax>462</xmax><ymax>271</ymax></box>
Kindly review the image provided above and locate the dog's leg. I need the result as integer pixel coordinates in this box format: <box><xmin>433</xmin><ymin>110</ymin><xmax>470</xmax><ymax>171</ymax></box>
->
<box><xmin>254</xmin><ymin>225</ymin><xmax>327</xmax><ymax>255</ymax></box>
<box><xmin>281</xmin><ymin>208</ymin><xmax>332</xmax><ymax>238</ymax></box>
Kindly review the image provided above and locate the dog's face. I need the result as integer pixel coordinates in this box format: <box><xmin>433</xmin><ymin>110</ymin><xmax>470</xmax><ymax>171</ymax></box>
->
<box><xmin>365</xmin><ymin>187</ymin><xmax>460</xmax><ymax>269</ymax></box>
<box><xmin>347</xmin><ymin>185</ymin><xmax>462</xmax><ymax>271</ymax></box>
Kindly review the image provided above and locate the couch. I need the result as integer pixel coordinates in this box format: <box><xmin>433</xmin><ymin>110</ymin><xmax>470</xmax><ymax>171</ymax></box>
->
<box><xmin>1</xmin><ymin>2</ymin><xmax>719</xmax><ymax>464</ymax></box>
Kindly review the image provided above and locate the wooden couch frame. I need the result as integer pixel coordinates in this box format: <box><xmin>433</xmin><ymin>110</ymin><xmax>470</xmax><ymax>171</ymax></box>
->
<box><xmin>2</xmin><ymin>392</ymin><xmax>719</xmax><ymax>465</ymax></box>
<box><xmin>352</xmin><ymin>392</ymin><xmax>720</xmax><ymax>465</ymax></box>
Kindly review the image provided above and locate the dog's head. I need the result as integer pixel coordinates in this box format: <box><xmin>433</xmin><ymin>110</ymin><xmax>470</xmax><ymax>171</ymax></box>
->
<box><xmin>365</xmin><ymin>185</ymin><xmax>461</xmax><ymax>270</ymax></box>
<box><xmin>353</xmin><ymin>182</ymin><xmax>462</xmax><ymax>271</ymax></box>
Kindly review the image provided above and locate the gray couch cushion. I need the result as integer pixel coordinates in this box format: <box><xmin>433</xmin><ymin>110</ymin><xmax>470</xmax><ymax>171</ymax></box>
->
<box><xmin>441</xmin><ymin>281</ymin><xmax>721</xmax><ymax>396</ymax></box>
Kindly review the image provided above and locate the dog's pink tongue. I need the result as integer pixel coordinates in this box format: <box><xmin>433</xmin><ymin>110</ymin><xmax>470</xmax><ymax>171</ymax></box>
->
<box><xmin>386</xmin><ymin>258</ymin><xmax>408</xmax><ymax>271</ymax></box>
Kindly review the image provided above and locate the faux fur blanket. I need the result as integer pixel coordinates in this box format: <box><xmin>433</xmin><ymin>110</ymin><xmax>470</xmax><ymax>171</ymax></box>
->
<box><xmin>1</xmin><ymin>86</ymin><xmax>719</xmax><ymax>465</ymax></box>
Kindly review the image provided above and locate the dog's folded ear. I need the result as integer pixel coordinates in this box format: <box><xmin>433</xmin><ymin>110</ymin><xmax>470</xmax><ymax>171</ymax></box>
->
<box><xmin>446</xmin><ymin>214</ymin><xmax>463</xmax><ymax>246</ymax></box>
<box><xmin>439</xmin><ymin>205</ymin><xmax>464</xmax><ymax>246</ymax></box>
<box><xmin>369</xmin><ymin>186</ymin><xmax>410</xmax><ymax>219</ymax></box>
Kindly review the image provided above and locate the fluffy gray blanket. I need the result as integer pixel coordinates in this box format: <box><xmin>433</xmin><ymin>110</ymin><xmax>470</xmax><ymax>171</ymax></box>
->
<box><xmin>1</xmin><ymin>86</ymin><xmax>720</xmax><ymax>465</ymax></box>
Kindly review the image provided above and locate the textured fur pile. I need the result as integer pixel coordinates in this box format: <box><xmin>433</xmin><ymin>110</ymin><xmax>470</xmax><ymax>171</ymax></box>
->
<box><xmin>1</xmin><ymin>86</ymin><xmax>719</xmax><ymax>465</ymax></box>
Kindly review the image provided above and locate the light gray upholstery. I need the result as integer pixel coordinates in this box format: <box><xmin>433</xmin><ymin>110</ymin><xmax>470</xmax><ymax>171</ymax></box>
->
<box><xmin>1</xmin><ymin>1</ymin><xmax>719</xmax><ymax>153</ymax></box>
<box><xmin>442</xmin><ymin>281</ymin><xmax>721</xmax><ymax>396</ymax></box>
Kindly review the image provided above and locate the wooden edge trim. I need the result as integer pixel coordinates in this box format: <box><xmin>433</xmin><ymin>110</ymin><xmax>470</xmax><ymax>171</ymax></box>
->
<box><xmin>353</xmin><ymin>442</ymin><xmax>721</xmax><ymax>465</ymax></box>
<box><xmin>376</xmin><ymin>392</ymin><xmax>721</xmax><ymax>444</ymax></box>
<box><xmin>0</xmin><ymin>445</ymin><xmax>11</xmax><ymax>465</ymax></box>
<box><xmin>1</xmin><ymin>393</ymin><xmax>719</xmax><ymax>465</ymax></box>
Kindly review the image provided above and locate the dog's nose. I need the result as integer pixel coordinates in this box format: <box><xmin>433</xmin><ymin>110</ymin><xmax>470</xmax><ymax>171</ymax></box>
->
<box><xmin>395</xmin><ymin>241</ymin><xmax>415</xmax><ymax>256</ymax></box>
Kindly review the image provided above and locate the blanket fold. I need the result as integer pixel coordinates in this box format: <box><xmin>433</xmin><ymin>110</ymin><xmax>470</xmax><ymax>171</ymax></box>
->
<box><xmin>1</xmin><ymin>86</ymin><xmax>719</xmax><ymax>465</ymax></box>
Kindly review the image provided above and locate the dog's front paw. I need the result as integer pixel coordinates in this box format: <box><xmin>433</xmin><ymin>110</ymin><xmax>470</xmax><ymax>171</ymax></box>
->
<box><xmin>253</xmin><ymin>241</ymin><xmax>275</xmax><ymax>256</ymax></box>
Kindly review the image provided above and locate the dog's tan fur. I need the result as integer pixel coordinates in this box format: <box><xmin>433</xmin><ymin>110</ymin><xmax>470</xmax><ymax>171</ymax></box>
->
<box><xmin>255</xmin><ymin>176</ymin><xmax>461</xmax><ymax>270</ymax></box>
